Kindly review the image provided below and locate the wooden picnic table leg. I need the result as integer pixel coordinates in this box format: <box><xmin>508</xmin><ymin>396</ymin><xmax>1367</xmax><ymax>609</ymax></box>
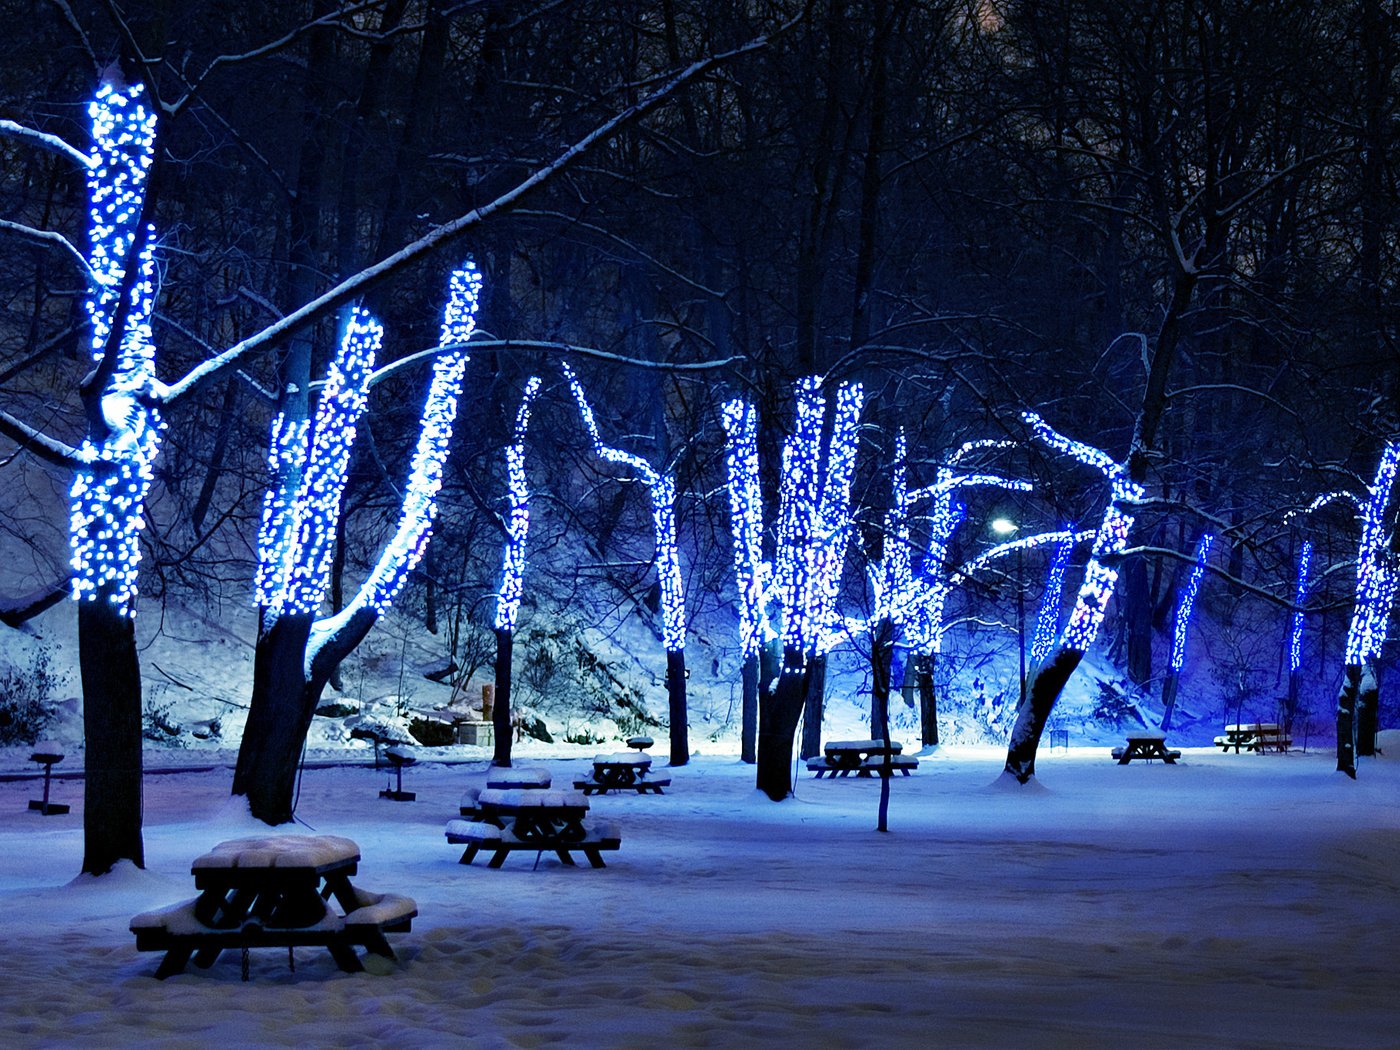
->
<box><xmin>488</xmin><ymin>848</ymin><xmax>510</xmax><ymax>869</ymax></box>
<box><xmin>459</xmin><ymin>843</ymin><xmax>479</xmax><ymax>865</ymax></box>
<box><xmin>556</xmin><ymin>850</ymin><xmax>575</xmax><ymax>866</ymax></box>
<box><xmin>155</xmin><ymin>947</ymin><xmax>194</xmax><ymax>979</ymax></box>
<box><xmin>583</xmin><ymin>848</ymin><xmax>606</xmax><ymax>869</ymax></box>
<box><xmin>192</xmin><ymin>945</ymin><xmax>224</xmax><ymax>969</ymax></box>
<box><xmin>322</xmin><ymin>873</ymin><xmax>360</xmax><ymax>915</ymax></box>
<box><xmin>326</xmin><ymin>941</ymin><xmax>364</xmax><ymax>974</ymax></box>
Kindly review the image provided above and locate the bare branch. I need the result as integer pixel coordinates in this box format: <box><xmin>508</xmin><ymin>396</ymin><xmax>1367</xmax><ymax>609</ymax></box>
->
<box><xmin>159</xmin><ymin>29</ymin><xmax>780</xmax><ymax>404</ymax></box>
<box><xmin>0</xmin><ymin>219</ymin><xmax>99</xmax><ymax>285</ymax></box>
<box><xmin>0</xmin><ymin>409</ymin><xmax>85</xmax><ymax>468</ymax></box>
<box><xmin>0</xmin><ymin>119</ymin><xmax>92</xmax><ymax>169</ymax></box>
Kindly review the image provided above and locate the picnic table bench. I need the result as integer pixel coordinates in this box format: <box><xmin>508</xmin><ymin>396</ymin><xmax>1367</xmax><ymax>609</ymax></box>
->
<box><xmin>130</xmin><ymin>835</ymin><xmax>415</xmax><ymax>980</ymax></box>
<box><xmin>445</xmin><ymin>788</ymin><xmax>622</xmax><ymax>868</ymax></box>
<box><xmin>574</xmin><ymin>752</ymin><xmax>670</xmax><ymax>795</ymax></box>
<box><xmin>807</xmin><ymin>739</ymin><xmax>917</xmax><ymax>778</ymax></box>
<box><xmin>1111</xmin><ymin>732</ymin><xmax>1181</xmax><ymax>764</ymax></box>
<box><xmin>1214</xmin><ymin>723</ymin><xmax>1291</xmax><ymax>753</ymax></box>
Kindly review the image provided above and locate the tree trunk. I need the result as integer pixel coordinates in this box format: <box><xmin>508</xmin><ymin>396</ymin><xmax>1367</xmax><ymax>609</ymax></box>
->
<box><xmin>1337</xmin><ymin>662</ymin><xmax>1362</xmax><ymax>778</ymax></box>
<box><xmin>1356</xmin><ymin>660</ymin><xmax>1379</xmax><ymax>758</ymax></box>
<box><xmin>78</xmin><ymin>600</ymin><xmax>144</xmax><ymax>875</ymax></box>
<box><xmin>740</xmin><ymin>652</ymin><xmax>758</xmax><ymax>764</ymax></box>
<box><xmin>917</xmin><ymin>653</ymin><xmax>939</xmax><ymax>747</ymax></box>
<box><xmin>233</xmin><ymin>613</ymin><xmax>315</xmax><ymax>823</ymax></box>
<box><xmin>756</xmin><ymin>650</ymin><xmax>807</xmax><ymax>800</ymax></box>
<box><xmin>1159</xmin><ymin>671</ymin><xmax>1180</xmax><ymax>732</ymax></box>
<box><xmin>872</xmin><ymin>617</ymin><xmax>894</xmax><ymax>832</ymax></box>
<box><xmin>1285</xmin><ymin>669</ymin><xmax>1299</xmax><ymax>740</ymax></box>
<box><xmin>800</xmin><ymin>654</ymin><xmax>826</xmax><ymax>759</ymax></box>
<box><xmin>667</xmin><ymin>649</ymin><xmax>689</xmax><ymax>766</ymax></box>
<box><xmin>492</xmin><ymin>626</ymin><xmax>513</xmax><ymax>767</ymax></box>
<box><xmin>1003</xmin><ymin>648</ymin><xmax>1085</xmax><ymax>782</ymax></box>
<box><xmin>1123</xmin><ymin>555</ymin><xmax>1153</xmax><ymax>686</ymax></box>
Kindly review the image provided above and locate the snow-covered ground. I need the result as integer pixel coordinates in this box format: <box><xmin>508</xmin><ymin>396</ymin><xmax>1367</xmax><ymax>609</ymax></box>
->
<box><xmin>0</xmin><ymin>744</ymin><xmax>1397</xmax><ymax>1048</ymax></box>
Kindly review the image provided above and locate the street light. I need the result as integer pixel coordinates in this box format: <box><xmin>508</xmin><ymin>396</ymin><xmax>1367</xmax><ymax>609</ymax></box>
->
<box><xmin>990</xmin><ymin>517</ymin><xmax>1026</xmax><ymax>703</ymax></box>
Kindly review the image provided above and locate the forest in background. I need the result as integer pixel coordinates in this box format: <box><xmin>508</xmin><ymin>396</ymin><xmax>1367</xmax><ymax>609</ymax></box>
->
<box><xmin>0</xmin><ymin>0</ymin><xmax>1395</xmax><ymax>752</ymax></box>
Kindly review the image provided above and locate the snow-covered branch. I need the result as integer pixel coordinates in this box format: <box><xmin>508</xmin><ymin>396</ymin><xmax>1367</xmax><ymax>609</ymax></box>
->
<box><xmin>0</xmin><ymin>118</ymin><xmax>92</xmax><ymax>169</ymax></box>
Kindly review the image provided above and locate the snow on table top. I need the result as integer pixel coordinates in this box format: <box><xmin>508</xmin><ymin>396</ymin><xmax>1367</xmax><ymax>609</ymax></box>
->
<box><xmin>825</xmin><ymin>739</ymin><xmax>903</xmax><ymax>752</ymax></box>
<box><xmin>478</xmin><ymin>788</ymin><xmax>589</xmax><ymax>809</ymax></box>
<box><xmin>29</xmin><ymin>741</ymin><xmax>64</xmax><ymax>762</ymax></box>
<box><xmin>1125</xmin><ymin>732</ymin><xmax>1167</xmax><ymax>741</ymax></box>
<box><xmin>190</xmin><ymin>834</ymin><xmax>360</xmax><ymax>871</ymax></box>
<box><xmin>1224</xmin><ymin>723</ymin><xmax>1280</xmax><ymax>733</ymax></box>
<box><xmin>484</xmin><ymin>766</ymin><xmax>552</xmax><ymax>788</ymax></box>
<box><xmin>594</xmin><ymin>752</ymin><xmax>651</xmax><ymax>766</ymax></box>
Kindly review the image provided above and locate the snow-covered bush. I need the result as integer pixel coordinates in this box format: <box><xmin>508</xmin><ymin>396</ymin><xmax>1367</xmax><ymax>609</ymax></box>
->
<box><xmin>0</xmin><ymin>647</ymin><xmax>59</xmax><ymax>745</ymax></box>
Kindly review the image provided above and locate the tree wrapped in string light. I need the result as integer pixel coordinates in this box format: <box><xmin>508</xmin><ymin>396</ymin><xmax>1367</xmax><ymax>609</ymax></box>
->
<box><xmin>1285</xmin><ymin>539</ymin><xmax>1312</xmax><ymax>733</ymax></box>
<box><xmin>1004</xmin><ymin>412</ymin><xmax>1145</xmax><ymax>783</ymax></box>
<box><xmin>1159</xmin><ymin>533</ymin><xmax>1214</xmax><ymax>731</ymax></box>
<box><xmin>234</xmin><ymin>264</ymin><xmax>482</xmax><ymax>823</ymax></box>
<box><xmin>721</xmin><ymin>397</ymin><xmax>769</xmax><ymax>763</ymax></box>
<box><xmin>488</xmin><ymin>375</ymin><xmax>542</xmax><ymax>766</ymax></box>
<box><xmin>66</xmin><ymin>75</ymin><xmax>161</xmax><ymax>875</ymax></box>
<box><xmin>1031</xmin><ymin>533</ymin><xmax>1075</xmax><ymax>665</ymax></box>
<box><xmin>721</xmin><ymin>377</ymin><xmax>865</xmax><ymax>799</ymax></box>
<box><xmin>564</xmin><ymin>364</ymin><xmax>689</xmax><ymax>765</ymax></box>
<box><xmin>1333</xmin><ymin>441</ymin><xmax>1400</xmax><ymax>776</ymax></box>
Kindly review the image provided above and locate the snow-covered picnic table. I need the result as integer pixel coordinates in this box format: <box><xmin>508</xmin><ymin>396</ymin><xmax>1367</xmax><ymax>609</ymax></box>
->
<box><xmin>445</xmin><ymin>789</ymin><xmax>622</xmax><ymax>868</ymax></box>
<box><xmin>130</xmin><ymin>834</ymin><xmax>416</xmax><ymax>980</ymax></box>
<box><xmin>808</xmin><ymin>740</ymin><xmax>917</xmax><ymax>778</ymax></box>
<box><xmin>1214</xmin><ymin>723</ymin><xmax>1291</xmax><ymax>754</ymax></box>
<box><xmin>574</xmin><ymin>752</ymin><xmax>671</xmax><ymax>795</ymax></box>
<box><xmin>1111</xmin><ymin>732</ymin><xmax>1181</xmax><ymax>764</ymax></box>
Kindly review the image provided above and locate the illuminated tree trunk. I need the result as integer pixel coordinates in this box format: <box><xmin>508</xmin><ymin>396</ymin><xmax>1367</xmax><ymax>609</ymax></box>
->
<box><xmin>740</xmin><ymin>652</ymin><xmax>758</xmax><ymax>764</ymax></box>
<box><xmin>667</xmin><ymin>649</ymin><xmax>688</xmax><ymax>765</ymax></box>
<box><xmin>756</xmin><ymin>650</ymin><xmax>807</xmax><ymax>800</ymax></box>
<box><xmin>872</xmin><ymin>617</ymin><xmax>894</xmax><ymax>832</ymax></box>
<box><xmin>492</xmin><ymin>626</ymin><xmax>513</xmax><ymax>767</ymax></box>
<box><xmin>78</xmin><ymin>598</ymin><xmax>144</xmax><ymax>874</ymax></box>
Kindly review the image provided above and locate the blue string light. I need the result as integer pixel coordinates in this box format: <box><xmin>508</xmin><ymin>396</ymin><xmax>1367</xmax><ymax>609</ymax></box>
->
<box><xmin>261</xmin><ymin>308</ymin><xmax>379</xmax><ymax>619</ymax></box>
<box><xmin>69</xmin><ymin>81</ymin><xmax>162</xmax><ymax>614</ymax></box>
<box><xmin>1169</xmin><ymin>533</ymin><xmax>1214</xmax><ymax>673</ymax></box>
<box><xmin>1344</xmin><ymin>441</ymin><xmax>1400</xmax><ymax>664</ymax></box>
<box><xmin>1031</xmin><ymin>532</ymin><xmax>1074</xmax><ymax>664</ymax></box>
<box><xmin>1023</xmin><ymin>411</ymin><xmax>1144</xmax><ymax>653</ymax></box>
<box><xmin>721</xmin><ymin>399</ymin><xmax>770</xmax><ymax>658</ymax></box>
<box><xmin>564</xmin><ymin>364</ymin><xmax>686</xmax><ymax>652</ymax></box>
<box><xmin>495</xmin><ymin>376</ymin><xmax>542</xmax><ymax>632</ymax></box>
<box><xmin>1289</xmin><ymin>540</ymin><xmax>1312</xmax><ymax>674</ymax></box>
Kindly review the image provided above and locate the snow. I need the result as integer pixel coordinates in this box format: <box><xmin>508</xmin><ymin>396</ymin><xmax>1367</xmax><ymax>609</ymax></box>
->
<box><xmin>189</xmin><ymin>834</ymin><xmax>360</xmax><ymax>871</ymax></box>
<box><xmin>0</xmin><ymin>746</ymin><xmax>1397</xmax><ymax>1046</ymax></box>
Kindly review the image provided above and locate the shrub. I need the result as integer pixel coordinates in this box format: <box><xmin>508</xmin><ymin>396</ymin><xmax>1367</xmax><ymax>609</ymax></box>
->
<box><xmin>0</xmin><ymin>647</ymin><xmax>59</xmax><ymax>745</ymax></box>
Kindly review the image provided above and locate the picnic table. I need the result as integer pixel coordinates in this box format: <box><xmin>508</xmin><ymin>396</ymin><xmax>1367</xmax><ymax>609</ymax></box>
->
<box><xmin>130</xmin><ymin>835</ymin><xmax>415</xmax><ymax>980</ymax></box>
<box><xmin>574</xmin><ymin>752</ymin><xmax>671</xmax><ymax>795</ymax></box>
<box><xmin>380</xmin><ymin>744</ymin><xmax>416</xmax><ymax>801</ymax></box>
<box><xmin>1111</xmin><ymin>732</ymin><xmax>1182</xmax><ymax>764</ymax></box>
<box><xmin>808</xmin><ymin>739</ymin><xmax>918</xmax><ymax>778</ymax></box>
<box><xmin>446</xmin><ymin>788</ymin><xmax>622</xmax><ymax>868</ymax></box>
<box><xmin>1214</xmin><ymin>723</ymin><xmax>1291</xmax><ymax>753</ymax></box>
